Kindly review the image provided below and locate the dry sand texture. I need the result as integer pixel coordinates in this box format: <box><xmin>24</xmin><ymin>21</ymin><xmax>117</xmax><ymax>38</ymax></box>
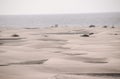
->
<box><xmin>0</xmin><ymin>26</ymin><xmax>120</xmax><ymax>79</ymax></box>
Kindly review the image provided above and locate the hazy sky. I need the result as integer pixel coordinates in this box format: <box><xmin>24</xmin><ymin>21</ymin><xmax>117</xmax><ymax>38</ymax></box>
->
<box><xmin>0</xmin><ymin>0</ymin><xmax>120</xmax><ymax>15</ymax></box>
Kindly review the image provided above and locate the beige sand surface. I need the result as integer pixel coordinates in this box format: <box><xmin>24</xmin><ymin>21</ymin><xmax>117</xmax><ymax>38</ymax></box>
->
<box><xmin>0</xmin><ymin>26</ymin><xmax>120</xmax><ymax>79</ymax></box>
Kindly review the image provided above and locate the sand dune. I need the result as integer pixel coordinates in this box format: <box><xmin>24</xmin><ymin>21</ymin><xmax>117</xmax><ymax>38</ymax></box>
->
<box><xmin>0</xmin><ymin>26</ymin><xmax>120</xmax><ymax>79</ymax></box>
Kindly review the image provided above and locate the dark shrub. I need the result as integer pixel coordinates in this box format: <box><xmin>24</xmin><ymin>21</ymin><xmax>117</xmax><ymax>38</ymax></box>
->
<box><xmin>89</xmin><ymin>33</ymin><xmax>94</xmax><ymax>35</ymax></box>
<box><xmin>44</xmin><ymin>35</ymin><xmax>48</xmax><ymax>37</ymax></box>
<box><xmin>111</xmin><ymin>26</ymin><xmax>115</xmax><ymax>28</ymax></box>
<box><xmin>114</xmin><ymin>33</ymin><xmax>118</xmax><ymax>35</ymax></box>
<box><xmin>55</xmin><ymin>24</ymin><xmax>58</xmax><ymax>27</ymax></box>
<box><xmin>81</xmin><ymin>34</ymin><xmax>89</xmax><ymax>37</ymax></box>
<box><xmin>103</xmin><ymin>26</ymin><xmax>107</xmax><ymax>28</ymax></box>
<box><xmin>12</xmin><ymin>34</ymin><xmax>19</xmax><ymax>37</ymax></box>
<box><xmin>0</xmin><ymin>43</ymin><xmax>3</xmax><ymax>45</ymax></box>
<box><xmin>89</xmin><ymin>25</ymin><xmax>95</xmax><ymax>28</ymax></box>
<box><xmin>51</xmin><ymin>26</ymin><xmax>53</xmax><ymax>28</ymax></box>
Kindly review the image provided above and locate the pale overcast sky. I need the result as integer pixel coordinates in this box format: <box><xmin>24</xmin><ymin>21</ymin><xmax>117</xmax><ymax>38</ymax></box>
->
<box><xmin>0</xmin><ymin>0</ymin><xmax>120</xmax><ymax>15</ymax></box>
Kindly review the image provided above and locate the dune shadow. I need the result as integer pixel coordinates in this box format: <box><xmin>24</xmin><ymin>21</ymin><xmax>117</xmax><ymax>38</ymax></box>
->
<box><xmin>62</xmin><ymin>53</ymin><xmax>87</xmax><ymax>56</ymax></box>
<box><xmin>0</xmin><ymin>37</ymin><xmax>24</xmax><ymax>40</ymax></box>
<box><xmin>65</xmin><ymin>73</ymin><xmax>120</xmax><ymax>77</ymax></box>
<box><xmin>0</xmin><ymin>59</ymin><xmax>48</xmax><ymax>66</ymax></box>
<box><xmin>38</xmin><ymin>38</ymin><xmax>67</xmax><ymax>42</ymax></box>
<box><xmin>0</xmin><ymin>37</ymin><xmax>26</xmax><ymax>46</ymax></box>
<box><xmin>0</xmin><ymin>50</ymin><xmax>6</xmax><ymax>53</ymax></box>
<box><xmin>46</xmin><ymin>32</ymin><xmax>83</xmax><ymax>35</ymax></box>
<box><xmin>51</xmin><ymin>73</ymin><xmax>120</xmax><ymax>79</ymax></box>
<box><xmin>53</xmin><ymin>51</ymin><xmax>62</xmax><ymax>53</ymax></box>
<box><xmin>67</xmin><ymin>56</ymin><xmax>108</xmax><ymax>64</ymax></box>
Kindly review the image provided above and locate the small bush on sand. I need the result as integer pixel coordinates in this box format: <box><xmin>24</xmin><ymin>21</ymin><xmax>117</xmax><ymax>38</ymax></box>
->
<box><xmin>111</xmin><ymin>26</ymin><xmax>115</xmax><ymax>28</ymax></box>
<box><xmin>89</xmin><ymin>33</ymin><xmax>94</xmax><ymax>35</ymax></box>
<box><xmin>114</xmin><ymin>33</ymin><xmax>118</xmax><ymax>35</ymax></box>
<box><xmin>12</xmin><ymin>34</ymin><xmax>19</xmax><ymax>37</ymax></box>
<box><xmin>103</xmin><ymin>26</ymin><xmax>107</xmax><ymax>28</ymax></box>
<box><xmin>89</xmin><ymin>25</ymin><xmax>95</xmax><ymax>28</ymax></box>
<box><xmin>81</xmin><ymin>34</ymin><xmax>89</xmax><ymax>37</ymax></box>
<box><xmin>44</xmin><ymin>35</ymin><xmax>48</xmax><ymax>37</ymax></box>
<box><xmin>55</xmin><ymin>24</ymin><xmax>58</xmax><ymax>27</ymax></box>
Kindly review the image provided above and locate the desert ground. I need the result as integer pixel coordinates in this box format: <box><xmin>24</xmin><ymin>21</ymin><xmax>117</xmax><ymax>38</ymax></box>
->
<box><xmin>0</xmin><ymin>26</ymin><xmax>120</xmax><ymax>79</ymax></box>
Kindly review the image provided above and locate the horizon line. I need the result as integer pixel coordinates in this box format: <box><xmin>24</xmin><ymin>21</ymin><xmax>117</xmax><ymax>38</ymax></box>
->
<box><xmin>0</xmin><ymin>12</ymin><xmax>120</xmax><ymax>15</ymax></box>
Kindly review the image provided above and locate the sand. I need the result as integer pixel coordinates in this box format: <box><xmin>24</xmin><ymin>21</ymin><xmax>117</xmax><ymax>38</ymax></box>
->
<box><xmin>0</xmin><ymin>26</ymin><xmax>120</xmax><ymax>79</ymax></box>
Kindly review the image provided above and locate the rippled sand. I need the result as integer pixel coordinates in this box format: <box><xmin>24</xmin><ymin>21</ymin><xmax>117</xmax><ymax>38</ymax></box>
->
<box><xmin>0</xmin><ymin>26</ymin><xmax>120</xmax><ymax>79</ymax></box>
